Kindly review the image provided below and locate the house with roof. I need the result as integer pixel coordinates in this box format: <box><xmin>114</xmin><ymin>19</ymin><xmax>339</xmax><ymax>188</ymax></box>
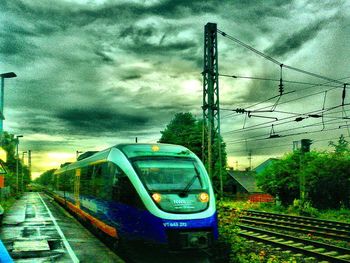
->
<box><xmin>225</xmin><ymin>158</ymin><xmax>276</xmax><ymax>202</ymax></box>
<box><xmin>253</xmin><ymin>158</ymin><xmax>278</xmax><ymax>174</ymax></box>
<box><xmin>225</xmin><ymin>170</ymin><xmax>261</xmax><ymax>196</ymax></box>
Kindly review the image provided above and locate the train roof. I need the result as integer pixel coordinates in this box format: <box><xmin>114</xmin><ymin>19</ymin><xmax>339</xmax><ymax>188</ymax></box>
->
<box><xmin>115</xmin><ymin>143</ymin><xmax>192</xmax><ymax>158</ymax></box>
<box><xmin>55</xmin><ymin>143</ymin><xmax>194</xmax><ymax>174</ymax></box>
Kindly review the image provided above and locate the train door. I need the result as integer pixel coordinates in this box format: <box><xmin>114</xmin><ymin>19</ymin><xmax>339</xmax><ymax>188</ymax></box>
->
<box><xmin>74</xmin><ymin>168</ymin><xmax>81</xmax><ymax>207</ymax></box>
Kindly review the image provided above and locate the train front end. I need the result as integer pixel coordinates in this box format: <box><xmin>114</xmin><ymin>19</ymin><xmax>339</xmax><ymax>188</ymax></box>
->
<box><xmin>118</xmin><ymin>144</ymin><xmax>218</xmax><ymax>250</ymax></box>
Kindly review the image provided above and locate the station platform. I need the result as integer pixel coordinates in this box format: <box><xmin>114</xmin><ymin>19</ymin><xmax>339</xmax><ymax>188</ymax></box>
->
<box><xmin>0</xmin><ymin>192</ymin><xmax>125</xmax><ymax>262</ymax></box>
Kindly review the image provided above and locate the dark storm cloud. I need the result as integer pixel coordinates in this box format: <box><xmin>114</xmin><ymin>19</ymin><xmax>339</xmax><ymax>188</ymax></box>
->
<box><xmin>10</xmin><ymin>108</ymin><xmax>64</xmax><ymax>135</ymax></box>
<box><xmin>94</xmin><ymin>50</ymin><xmax>114</xmax><ymax>63</ymax></box>
<box><xmin>23</xmin><ymin>140</ymin><xmax>77</xmax><ymax>152</ymax></box>
<box><xmin>120</xmin><ymin>73</ymin><xmax>143</xmax><ymax>81</ymax></box>
<box><xmin>118</xmin><ymin>24</ymin><xmax>197</xmax><ymax>55</ymax></box>
<box><xmin>1</xmin><ymin>0</ymin><xmax>216</xmax><ymax>30</ymax></box>
<box><xmin>0</xmin><ymin>33</ymin><xmax>37</xmax><ymax>57</ymax></box>
<box><xmin>265</xmin><ymin>20</ymin><xmax>332</xmax><ymax>57</ymax></box>
<box><xmin>129</xmin><ymin>85</ymin><xmax>200</xmax><ymax>110</ymax></box>
<box><xmin>74</xmin><ymin>0</ymin><xmax>216</xmax><ymax>21</ymax></box>
<box><xmin>56</xmin><ymin>107</ymin><xmax>150</xmax><ymax>134</ymax></box>
<box><xmin>2</xmin><ymin>0</ymin><xmax>349</xmax><ymax>174</ymax></box>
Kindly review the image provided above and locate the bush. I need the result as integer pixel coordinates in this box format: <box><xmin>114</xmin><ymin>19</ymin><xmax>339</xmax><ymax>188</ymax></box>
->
<box><xmin>257</xmin><ymin>148</ymin><xmax>350</xmax><ymax>209</ymax></box>
<box><xmin>287</xmin><ymin>199</ymin><xmax>319</xmax><ymax>217</ymax></box>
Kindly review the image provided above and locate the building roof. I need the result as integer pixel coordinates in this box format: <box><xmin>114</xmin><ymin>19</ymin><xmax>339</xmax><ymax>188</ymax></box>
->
<box><xmin>253</xmin><ymin>158</ymin><xmax>279</xmax><ymax>174</ymax></box>
<box><xmin>228</xmin><ymin>170</ymin><xmax>262</xmax><ymax>193</ymax></box>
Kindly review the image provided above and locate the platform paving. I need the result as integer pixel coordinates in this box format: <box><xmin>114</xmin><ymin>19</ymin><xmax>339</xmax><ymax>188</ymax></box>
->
<box><xmin>0</xmin><ymin>192</ymin><xmax>125</xmax><ymax>262</ymax></box>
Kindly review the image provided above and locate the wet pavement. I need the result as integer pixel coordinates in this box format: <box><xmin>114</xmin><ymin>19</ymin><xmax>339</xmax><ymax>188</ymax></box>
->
<box><xmin>0</xmin><ymin>192</ymin><xmax>212</xmax><ymax>263</ymax></box>
<box><xmin>0</xmin><ymin>192</ymin><xmax>124</xmax><ymax>262</ymax></box>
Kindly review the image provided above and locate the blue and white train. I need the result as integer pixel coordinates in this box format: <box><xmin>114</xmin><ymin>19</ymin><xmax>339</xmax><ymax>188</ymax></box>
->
<box><xmin>52</xmin><ymin>143</ymin><xmax>218</xmax><ymax>250</ymax></box>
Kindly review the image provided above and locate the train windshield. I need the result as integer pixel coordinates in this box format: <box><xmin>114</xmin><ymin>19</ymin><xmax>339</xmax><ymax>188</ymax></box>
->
<box><xmin>133</xmin><ymin>158</ymin><xmax>207</xmax><ymax>192</ymax></box>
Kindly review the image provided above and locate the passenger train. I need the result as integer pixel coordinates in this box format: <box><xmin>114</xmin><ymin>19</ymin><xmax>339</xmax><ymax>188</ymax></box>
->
<box><xmin>51</xmin><ymin>143</ymin><xmax>218</xmax><ymax>250</ymax></box>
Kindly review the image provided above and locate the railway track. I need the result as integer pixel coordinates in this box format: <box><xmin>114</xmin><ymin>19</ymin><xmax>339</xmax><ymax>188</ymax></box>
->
<box><xmin>238</xmin><ymin>225</ymin><xmax>350</xmax><ymax>262</ymax></box>
<box><xmin>220</xmin><ymin>206</ymin><xmax>350</xmax><ymax>262</ymax></box>
<box><xmin>244</xmin><ymin>210</ymin><xmax>350</xmax><ymax>232</ymax></box>
<box><xmin>240</xmin><ymin>210</ymin><xmax>350</xmax><ymax>242</ymax></box>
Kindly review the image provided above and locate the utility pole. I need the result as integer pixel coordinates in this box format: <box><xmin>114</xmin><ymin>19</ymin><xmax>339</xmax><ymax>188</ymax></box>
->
<box><xmin>28</xmin><ymin>150</ymin><xmax>31</xmax><ymax>182</ymax></box>
<box><xmin>16</xmin><ymin>135</ymin><xmax>23</xmax><ymax>194</ymax></box>
<box><xmin>248</xmin><ymin>151</ymin><xmax>252</xmax><ymax>170</ymax></box>
<box><xmin>300</xmin><ymin>139</ymin><xmax>312</xmax><ymax>204</ymax></box>
<box><xmin>22</xmin><ymin>151</ymin><xmax>27</xmax><ymax>192</ymax></box>
<box><xmin>293</xmin><ymin>141</ymin><xmax>299</xmax><ymax>151</ymax></box>
<box><xmin>202</xmin><ymin>22</ymin><xmax>223</xmax><ymax>197</ymax></box>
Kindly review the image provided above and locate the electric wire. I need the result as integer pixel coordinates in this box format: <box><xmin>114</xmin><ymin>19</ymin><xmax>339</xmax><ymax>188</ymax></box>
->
<box><xmin>217</xmin><ymin>29</ymin><xmax>347</xmax><ymax>85</ymax></box>
<box><xmin>220</xmin><ymin>76</ymin><xmax>350</xmax><ymax>121</ymax></box>
<box><xmin>222</xmin><ymin>104</ymin><xmax>350</xmax><ymax>135</ymax></box>
<box><xmin>221</xmin><ymin>86</ymin><xmax>343</xmax><ymax>127</ymax></box>
<box><xmin>225</xmin><ymin>122</ymin><xmax>349</xmax><ymax>145</ymax></box>
<box><xmin>215</xmin><ymin>28</ymin><xmax>350</xmax><ymax>156</ymax></box>
<box><xmin>227</xmin><ymin>135</ymin><xmax>349</xmax><ymax>154</ymax></box>
<box><xmin>219</xmin><ymin>74</ymin><xmax>343</xmax><ymax>88</ymax></box>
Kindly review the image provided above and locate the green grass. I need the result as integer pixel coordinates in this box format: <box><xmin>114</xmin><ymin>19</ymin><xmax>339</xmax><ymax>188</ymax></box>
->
<box><xmin>216</xmin><ymin>199</ymin><xmax>350</xmax><ymax>262</ymax></box>
<box><xmin>219</xmin><ymin>199</ymin><xmax>350</xmax><ymax>223</ymax></box>
<box><xmin>216</xmin><ymin>201</ymin><xmax>309</xmax><ymax>263</ymax></box>
<box><xmin>318</xmin><ymin>208</ymin><xmax>350</xmax><ymax>223</ymax></box>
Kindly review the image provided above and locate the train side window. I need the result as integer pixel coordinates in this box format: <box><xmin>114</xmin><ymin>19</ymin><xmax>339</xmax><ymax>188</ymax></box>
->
<box><xmin>80</xmin><ymin>166</ymin><xmax>91</xmax><ymax>196</ymax></box>
<box><xmin>112</xmin><ymin>166</ymin><xmax>144</xmax><ymax>209</ymax></box>
<box><xmin>111</xmin><ymin>166</ymin><xmax>124</xmax><ymax>201</ymax></box>
<box><xmin>92</xmin><ymin>163</ymin><xmax>113</xmax><ymax>200</ymax></box>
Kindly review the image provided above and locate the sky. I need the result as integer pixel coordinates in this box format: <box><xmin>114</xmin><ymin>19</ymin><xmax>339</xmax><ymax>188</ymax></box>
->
<box><xmin>1</xmin><ymin>0</ymin><xmax>349</xmax><ymax>178</ymax></box>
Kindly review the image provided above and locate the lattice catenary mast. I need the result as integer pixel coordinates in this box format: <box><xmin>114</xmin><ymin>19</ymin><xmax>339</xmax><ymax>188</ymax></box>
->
<box><xmin>202</xmin><ymin>22</ymin><xmax>223</xmax><ymax>196</ymax></box>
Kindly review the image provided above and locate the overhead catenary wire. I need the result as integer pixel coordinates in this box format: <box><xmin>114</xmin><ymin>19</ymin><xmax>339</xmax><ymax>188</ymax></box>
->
<box><xmin>225</xmin><ymin>125</ymin><xmax>350</xmax><ymax>146</ymax></box>
<box><xmin>222</xmin><ymin>105</ymin><xmax>350</xmax><ymax>136</ymax></box>
<box><xmin>220</xmin><ymin>76</ymin><xmax>350</xmax><ymax>121</ymax></box>
<box><xmin>216</xmin><ymin>26</ymin><xmax>350</xmax><ymax>159</ymax></box>
<box><xmin>221</xmin><ymin>85</ymin><xmax>344</xmax><ymax>125</ymax></box>
<box><xmin>217</xmin><ymin>29</ymin><xmax>347</xmax><ymax>85</ymax></box>
<box><xmin>219</xmin><ymin>74</ymin><xmax>345</xmax><ymax>88</ymax></box>
<box><xmin>224</xmin><ymin>116</ymin><xmax>350</xmax><ymax>143</ymax></box>
<box><xmin>227</xmin><ymin>135</ymin><xmax>350</xmax><ymax>154</ymax></box>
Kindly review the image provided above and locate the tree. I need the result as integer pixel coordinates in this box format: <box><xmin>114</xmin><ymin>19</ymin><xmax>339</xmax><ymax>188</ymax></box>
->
<box><xmin>257</xmin><ymin>144</ymin><xmax>350</xmax><ymax>209</ymax></box>
<box><xmin>256</xmin><ymin>152</ymin><xmax>301</xmax><ymax>205</ymax></box>
<box><xmin>159</xmin><ymin>112</ymin><xmax>202</xmax><ymax>157</ymax></box>
<box><xmin>159</xmin><ymin>112</ymin><xmax>227</xmax><ymax>191</ymax></box>
<box><xmin>1</xmin><ymin>132</ymin><xmax>16</xmax><ymax>171</ymax></box>
<box><xmin>35</xmin><ymin>169</ymin><xmax>56</xmax><ymax>189</ymax></box>
<box><xmin>304</xmin><ymin>152</ymin><xmax>350</xmax><ymax>209</ymax></box>
<box><xmin>329</xmin><ymin>134</ymin><xmax>349</xmax><ymax>154</ymax></box>
<box><xmin>0</xmin><ymin>132</ymin><xmax>31</xmax><ymax>192</ymax></box>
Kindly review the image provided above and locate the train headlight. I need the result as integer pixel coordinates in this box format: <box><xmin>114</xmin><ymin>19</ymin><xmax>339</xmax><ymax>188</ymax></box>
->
<box><xmin>152</xmin><ymin>193</ymin><xmax>162</xmax><ymax>203</ymax></box>
<box><xmin>198</xmin><ymin>192</ymin><xmax>209</xmax><ymax>203</ymax></box>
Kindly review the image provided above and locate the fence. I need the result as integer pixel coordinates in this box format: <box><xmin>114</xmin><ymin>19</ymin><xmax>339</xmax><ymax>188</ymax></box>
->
<box><xmin>249</xmin><ymin>193</ymin><xmax>274</xmax><ymax>203</ymax></box>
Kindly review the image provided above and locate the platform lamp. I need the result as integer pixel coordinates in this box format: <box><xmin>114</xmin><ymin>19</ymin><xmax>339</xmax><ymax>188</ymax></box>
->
<box><xmin>0</xmin><ymin>72</ymin><xmax>17</xmax><ymax>135</ymax></box>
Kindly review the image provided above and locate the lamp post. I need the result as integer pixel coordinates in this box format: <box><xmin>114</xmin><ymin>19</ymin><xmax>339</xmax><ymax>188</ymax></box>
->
<box><xmin>22</xmin><ymin>151</ymin><xmax>27</xmax><ymax>192</ymax></box>
<box><xmin>0</xmin><ymin>72</ymin><xmax>17</xmax><ymax>134</ymax></box>
<box><xmin>16</xmin><ymin>135</ymin><xmax>23</xmax><ymax>194</ymax></box>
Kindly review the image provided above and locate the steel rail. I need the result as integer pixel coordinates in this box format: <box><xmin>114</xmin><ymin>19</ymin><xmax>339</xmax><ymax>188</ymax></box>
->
<box><xmin>239</xmin><ymin>217</ymin><xmax>350</xmax><ymax>242</ymax></box>
<box><xmin>240</xmin><ymin>216</ymin><xmax>350</xmax><ymax>237</ymax></box>
<box><xmin>245</xmin><ymin>210</ymin><xmax>350</xmax><ymax>230</ymax></box>
<box><xmin>238</xmin><ymin>225</ymin><xmax>350</xmax><ymax>263</ymax></box>
<box><xmin>239</xmin><ymin>225</ymin><xmax>350</xmax><ymax>255</ymax></box>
